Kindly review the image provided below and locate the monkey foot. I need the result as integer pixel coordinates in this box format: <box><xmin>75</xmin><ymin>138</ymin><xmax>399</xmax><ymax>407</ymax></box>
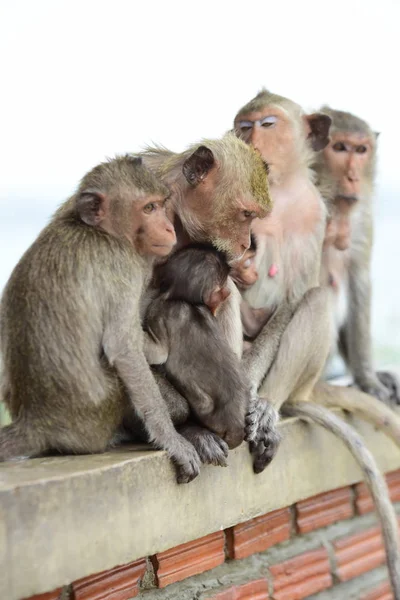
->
<box><xmin>377</xmin><ymin>371</ymin><xmax>400</xmax><ymax>404</ymax></box>
<box><xmin>171</xmin><ymin>435</ymin><xmax>202</xmax><ymax>484</ymax></box>
<box><xmin>178</xmin><ymin>424</ymin><xmax>229</xmax><ymax>467</ymax></box>
<box><xmin>245</xmin><ymin>396</ymin><xmax>281</xmax><ymax>473</ymax></box>
<box><xmin>353</xmin><ymin>372</ymin><xmax>400</xmax><ymax>406</ymax></box>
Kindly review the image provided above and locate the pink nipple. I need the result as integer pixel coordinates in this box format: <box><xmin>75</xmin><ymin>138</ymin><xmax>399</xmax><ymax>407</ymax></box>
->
<box><xmin>268</xmin><ymin>264</ymin><xmax>278</xmax><ymax>278</ymax></box>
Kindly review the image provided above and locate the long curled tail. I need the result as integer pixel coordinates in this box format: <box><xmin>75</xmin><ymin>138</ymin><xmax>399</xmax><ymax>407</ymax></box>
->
<box><xmin>283</xmin><ymin>401</ymin><xmax>400</xmax><ymax>599</ymax></box>
<box><xmin>0</xmin><ymin>419</ymin><xmax>45</xmax><ymax>461</ymax></box>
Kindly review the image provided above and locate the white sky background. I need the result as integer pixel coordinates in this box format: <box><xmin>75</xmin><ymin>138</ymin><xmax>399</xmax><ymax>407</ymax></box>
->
<box><xmin>1</xmin><ymin>0</ymin><xmax>399</xmax><ymax>354</ymax></box>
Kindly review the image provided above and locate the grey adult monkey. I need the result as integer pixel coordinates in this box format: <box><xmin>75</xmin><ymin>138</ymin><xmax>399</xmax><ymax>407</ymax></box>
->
<box><xmin>314</xmin><ymin>106</ymin><xmax>399</xmax><ymax>404</ymax></box>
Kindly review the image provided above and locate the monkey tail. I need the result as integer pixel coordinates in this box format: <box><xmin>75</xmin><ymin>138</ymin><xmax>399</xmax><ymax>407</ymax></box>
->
<box><xmin>313</xmin><ymin>381</ymin><xmax>400</xmax><ymax>448</ymax></box>
<box><xmin>0</xmin><ymin>419</ymin><xmax>46</xmax><ymax>461</ymax></box>
<box><xmin>282</xmin><ymin>401</ymin><xmax>400</xmax><ymax>599</ymax></box>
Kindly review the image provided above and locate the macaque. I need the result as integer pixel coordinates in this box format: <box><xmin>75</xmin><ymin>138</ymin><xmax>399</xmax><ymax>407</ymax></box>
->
<box><xmin>0</xmin><ymin>155</ymin><xmax>203</xmax><ymax>484</ymax></box>
<box><xmin>233</xmin><ymin>89</ymin><xmax>332</xmax><ymax>409</ymax></box>
<box><xmin>144</xmin><ymin>244</ymin><xmax>250</xmax><ymax>452</ymax></box>
<box><xmin>230</xmin><ymin>234</ymin><xmax>270</xmax><ymax>340</ymax></box>
<box><xmin>314</xmin><ymin>107</ymin><xmax>399</xmax><ymax>404</ymax></box>
<box><xmin>233</xmin><ymin>91</ymin><xmax>400</xmax><ymax>594</ymax></box>
<box><xmin>138</xmin><ymin>134</ymin><xmax>291</xmax><ymax>472</ymax></box>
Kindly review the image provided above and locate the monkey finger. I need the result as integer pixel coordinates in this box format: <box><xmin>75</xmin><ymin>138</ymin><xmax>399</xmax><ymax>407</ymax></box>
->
<box><xmin>176</xmin><ymin>460</ymin><xmax>201</xmax><ymax>484</ymax></box>
<box><xmin>195</xmin><ymin>432</ymin><xmax>229</xmax><ymax>467</ymax></box>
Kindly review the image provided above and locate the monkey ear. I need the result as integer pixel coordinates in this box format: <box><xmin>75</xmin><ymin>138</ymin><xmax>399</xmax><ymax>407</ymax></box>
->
<box><xmin>182</xmin><ymin>146</ymin><xmax>215</xmax><ymax>186</ymax></box>
<box><xmin>76</xmin><ymin>190</ymin><xmax>108</xmax><ymax>227</ymax></box>
<box><xmin>304</xmin><ymin>113</ymin><xmax>332</xmax><ymax>151</ymax></box>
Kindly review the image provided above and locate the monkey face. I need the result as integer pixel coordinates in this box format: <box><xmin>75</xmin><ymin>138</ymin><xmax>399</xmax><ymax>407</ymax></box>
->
<box><xmin>184</xmin><ymin>169</ymin><xmax>265</xmax><ymax>260</ymax></box>
<box><xmin>133</xmin><ymin>195</ymin><xmax>176</xmax><ymax>257</ymax></box>
<box><xmin>323</xmin><ymin>133</ymin><xmax>373</xmax><ymax>200</ymax></box>
<box><xmin>235</xmin><ymin>107</ymin><xmax>298</xmax><ymax>185</ymax></box>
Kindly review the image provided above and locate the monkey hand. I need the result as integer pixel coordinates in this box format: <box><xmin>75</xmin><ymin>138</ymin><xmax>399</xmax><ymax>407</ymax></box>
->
<box><xmin>169</xmin><ymin>435</ymin><xmax>202</xmax><ymax>484</ymax></box>
<box><xmin>179</xmin><ymin>424</ymin><xmax>229</xmax><ymax>467</ymax></box>
<box><xmin>244</xmin><ymin>395</ymin><xmax>281</xmax><ymax>474</ymax></box>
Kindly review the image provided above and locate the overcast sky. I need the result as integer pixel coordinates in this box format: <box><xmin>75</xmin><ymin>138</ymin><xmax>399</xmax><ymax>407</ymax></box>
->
<box><xmin>1</xmin><ymin>0</ymin><xmax>399</xmax><ymax>353</ymax></box>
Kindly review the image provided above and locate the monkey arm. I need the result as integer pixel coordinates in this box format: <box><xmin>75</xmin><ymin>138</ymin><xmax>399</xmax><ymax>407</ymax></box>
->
<box><xmin>102</xmin><ymin>318</ymin><xmax>201</xmax><ymax>484</ymax></box>
<box><xmin>283</xmin><ymin>401</ymin><xmax>400</xmax><ymax>597</ymax></box>
<box><xmin>242</xmin><ymin>302</ymin><xmax>294</xmax><ymax>389</ymax></box>
<box><xmin>143</xmin><ymin>331</ymin><xmax>168</xmax><ymax>365</ymax></box>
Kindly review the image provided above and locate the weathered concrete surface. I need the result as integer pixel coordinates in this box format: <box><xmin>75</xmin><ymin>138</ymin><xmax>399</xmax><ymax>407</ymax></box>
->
<box><xmin>1</xmin><ymin>410</ymin><xmax>400</xmax><ymax>600</ymax></box>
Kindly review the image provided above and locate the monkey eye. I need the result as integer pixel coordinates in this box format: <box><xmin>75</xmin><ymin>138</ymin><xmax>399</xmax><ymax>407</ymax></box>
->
<box><xmin>332</xmin><ymin>142</ymin><xmax>347</xmax><ymax>152</ymax></box>
<box><xmin>238</xmin><ymin>121</ymin><xmax>253</xmax><ymax>132</ymax></box>
<box><xmin>356</xmin><ymin>145</ymin><xmax>367</xmax><ymax>154</ymax></box>
<box><xmin>143</xmin><ymin>202</ymin><xmax>157</xmax><ymax>214</ymax></box>
<box><xmin>260</xmin><ymin>116</ymin><xmax>277</xmax><ymax>128</ymax></box>
<box><xmin>243</xmin><ymin>210</ymin><xmax>256</xmax><ymax>219</ymax></box>
<box><xmin>243</xmin><ymin>258</ymin><xmax>252</xmax><ymax>268</ymax></box>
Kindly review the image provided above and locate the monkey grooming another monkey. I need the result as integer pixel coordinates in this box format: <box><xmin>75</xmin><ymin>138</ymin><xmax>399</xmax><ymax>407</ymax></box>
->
<box><xmin>234</xmin><ymin>91</ymin><xmax>400</xmax><ymax>594</ymax></box>
<box><xmin>139</xmin><ymin>134</ymin><xmax>292</xmax><ymax>472</ymax></box>
<box><xmin>144</xmin><ymin>244</ymin><xmax>250</xmax><ymax>452</ymax></box>
<box><xmin>0</xmin><ymin>155</ymin><xmax>203</xmax><ymax>484</ymax></box>
<box><xmin>314</xmin><ymin>107</ymin><xmax>399</xmax><ymax>404</ymax></box>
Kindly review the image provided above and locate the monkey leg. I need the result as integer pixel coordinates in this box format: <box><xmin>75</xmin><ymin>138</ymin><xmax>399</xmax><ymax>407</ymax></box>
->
<box><xmin>152</xmin><ymin>367</ymin><xmax>191</xmax><ymax>425</ymax></box>
<box><xmin>283</xmin><ymin>401</ymin><xmax>400</xmax><ymax>598</ymax></box>
<box><xmin>258</xmin><ymin>287</ymin><xmax>331</xmax><ymax>410</ymax></box>
<box><xmin>152</xmin><ymin>369</ymin><xmax>230</xmax><ymax>467</ymax></box>
<box><xmin>242</xmin><ymin>302</ymin><xmax>294</xmax><ymax>389</ymax></box>
<box><xmin>313</xmin><ymin>381</ymin><xmax>400</xmax><ymax>448</ymax></box>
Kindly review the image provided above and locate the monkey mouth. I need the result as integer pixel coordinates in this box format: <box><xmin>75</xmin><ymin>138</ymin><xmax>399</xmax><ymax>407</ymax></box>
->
<box><xmin>336</xmin><ymin>194</ymin><xmax>358</xmax><ymax>205</ymax></box>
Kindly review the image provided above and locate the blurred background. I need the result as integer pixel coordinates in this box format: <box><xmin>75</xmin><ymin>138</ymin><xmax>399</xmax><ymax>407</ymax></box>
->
<box><xmin>1</xmin><ymin>1</ymin><xmax>399</xmax><ymax>422</ymax></box>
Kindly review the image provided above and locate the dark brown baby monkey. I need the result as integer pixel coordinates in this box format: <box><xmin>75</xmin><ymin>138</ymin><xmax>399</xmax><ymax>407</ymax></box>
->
<box><xmin>144</xmin><ymin>243</ymin><xmax>280</xmax><ymax>468</ymax></box>
<box><xmin>144</xmin><ymin>244</ymin><xmax>248</xmax><ymax>450</ymax></box>
<box><xmin>0</xmin><ymin>155</ymin><xmax>203</xmax><ymax>484</ymax></box>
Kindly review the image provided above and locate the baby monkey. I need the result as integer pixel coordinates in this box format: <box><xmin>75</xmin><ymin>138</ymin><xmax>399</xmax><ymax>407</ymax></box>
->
<box><xmin>230</xmin><ymin>234</ymin><xmax>270</xmax><ymax>341</ymax></box>
<box><xmin>144</xmin><ymin>244</ymin><xmax>252</xmax><ymax>451</ymax></box>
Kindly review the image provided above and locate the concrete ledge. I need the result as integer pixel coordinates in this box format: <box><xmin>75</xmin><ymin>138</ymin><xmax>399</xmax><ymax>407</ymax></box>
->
<box><xmin>1</xmin><ymin>409</ymin><xmax>400</xmax><ymax>600</ymax></box>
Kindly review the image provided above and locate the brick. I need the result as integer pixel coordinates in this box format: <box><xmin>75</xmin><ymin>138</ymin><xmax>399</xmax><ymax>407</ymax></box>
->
<box><xmin>296</xmin><ymin>486</ymin><xmax>353</xmax><ymax>534</ymax></box>
<box><xmin>361</xmin><ymin>581</ymin><xmax>393</xmax><ymax>600</ymax></box>
<box><xmin>270</xmin><ymin>547</ymin><xmax>332</xmax><ymax>600</ymax></box>
<box><xmin>204</xmin><ymin>578</ymin><xmax>269</xmax><ymax>600</ymax></box>
<box><xmin>226</xmin><ymin>508</ymin><xmax>291</xmax><ymax>560</ymax></box>
<box><xmin>72</xmin><ymin>558</ymin><xmax>147</xmax><ymax>600</ymax></box>
<box><xmin>25</xmin><ymin>590</ymin><xmax>62</xmax><ymax>600</ymax></box>
<box><xmin>334</xmin><ymin>526</ymin><xmax>385</xmax><ymax>582</ymax></box>
<box><xmin>356</xmin><ymin>470</ymin><xmax>400</xmax><ymax>514</ymax></box>
<box><xmin>152</xmin><ymin>531</ymin><xmax>225</xmax><ymax>588</ymax></box>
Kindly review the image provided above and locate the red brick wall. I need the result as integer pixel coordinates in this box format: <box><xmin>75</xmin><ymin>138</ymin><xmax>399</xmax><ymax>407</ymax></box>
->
<box><xmin>26</xmin><ymin>469</ymin><xmax>400</xmax><ymax>600</ymax></box>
